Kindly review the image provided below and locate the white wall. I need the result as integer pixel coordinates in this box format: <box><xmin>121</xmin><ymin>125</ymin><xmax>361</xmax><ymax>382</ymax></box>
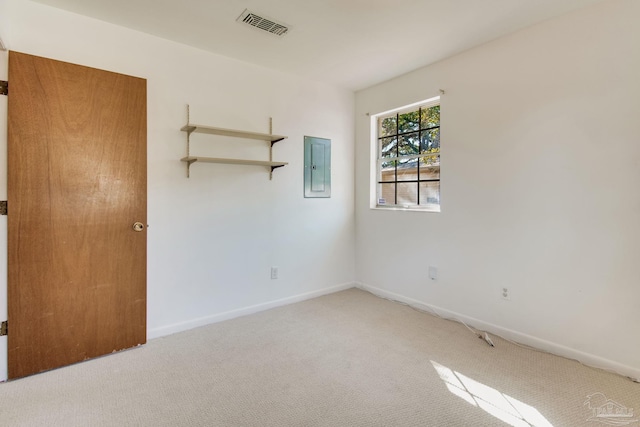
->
<box><xmin>1</xmin><ymin>0</ymin><xmax>637</xmax><ymax>383</ymax></box>
<box><xmin>0</xmin><ymin>0</ymin><xmax>355</xmax><ymax>381</ymax></box>
<box><xmin>355</xmin><ymin>0</ymin><xmax>640</xmax><ymax>379</ymax></box>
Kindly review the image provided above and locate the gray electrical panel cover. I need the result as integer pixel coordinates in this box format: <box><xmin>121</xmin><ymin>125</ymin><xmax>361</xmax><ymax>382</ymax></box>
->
<box><xmin>304</xmin><ymin>136</ymin><xmax>331</xmax><ymax>198</ymax></box>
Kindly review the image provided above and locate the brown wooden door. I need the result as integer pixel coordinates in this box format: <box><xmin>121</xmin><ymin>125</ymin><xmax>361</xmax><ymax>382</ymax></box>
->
<box><xmin>7</xmin><ymin>52</ymin><xmax>147</xmax><ymax>379</ymax></box>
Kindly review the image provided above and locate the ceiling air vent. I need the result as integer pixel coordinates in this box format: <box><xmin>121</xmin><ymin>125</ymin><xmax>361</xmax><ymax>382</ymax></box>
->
<box><xmin>236</xmin><ymin>9</ymin><xmax>290</xmax><ymax>37</ymax></box>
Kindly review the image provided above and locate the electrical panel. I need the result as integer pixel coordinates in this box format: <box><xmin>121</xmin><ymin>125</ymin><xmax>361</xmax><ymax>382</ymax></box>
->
<box><xmin>304</xmin><ymin>136</ymin><xmax>331</xmax><ymax>198</ymax></box>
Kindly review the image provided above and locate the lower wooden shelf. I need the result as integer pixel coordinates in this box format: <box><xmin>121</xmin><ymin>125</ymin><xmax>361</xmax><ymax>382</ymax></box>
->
<box><xmin>181</xmin><ymin>156</ymin><xmax>288</xmax><ymax>170</ymax></box>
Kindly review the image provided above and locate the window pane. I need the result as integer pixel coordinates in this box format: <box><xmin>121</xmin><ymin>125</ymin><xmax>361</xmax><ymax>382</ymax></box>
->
<box><xmin>378</xmin><ymin>183</ymin><xmax>395</xmax><ymax>205</ymax></box>
<box><xmin>398</xmin><ymin>132</ymin><xmax>419</xmax><ymax>156</ymax></box>
<box><xmin>419</xmin><ymin>181</ymin><xmax>440</xmax><ymax>207</ymax></box>
<box><xmin>397</xmin><ymin>157</ymin><xmax>418</xmax><ymax>182</ymax></box>
<box><xmin>421</xmin><ymin>153</ymin><xmax>440</xmax><ymax>168</ymax></box>
<box><xmin>379</xmin><ymin>136</ymin><xmax>397</xmax><ymax>158</ymax></box>
<box><xmin>379</xmin><ymin>116</ymin><xmax>397</xmax><ymax>137</ymax></box>
<box><xmin>419</xmin><ymin>158</ymin><xmax>440</xmax><ymax>180</ymax></box>
<box><xmin>380</xmin><ymin>159</ymin><xmax>396</xmax><ymax>182</ymax></box>
<box><xmin>397</xmin><ymin>182</ymin><xmax>418</xmax><ymax>205</ymax></box>
<box><xmin>421</xmin><ymin>105</ymin><xmax>440</xmax><ymax>129</ymax></box>
<box><xmin>420</xmin><ymin>128</ymin><xmax>440</xmax><ymax>154</ymax></box>
<box><xmin>398</xmin><ymin>110</ymin><xmax>419</xmax><ymax>133</ymax></box>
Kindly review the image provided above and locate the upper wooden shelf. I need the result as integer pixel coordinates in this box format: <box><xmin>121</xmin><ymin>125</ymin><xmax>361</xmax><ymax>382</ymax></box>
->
<box><xmin>181</xmin><ymin>124</ymin><xmax>287</xmax><ymax>144</ymax></box>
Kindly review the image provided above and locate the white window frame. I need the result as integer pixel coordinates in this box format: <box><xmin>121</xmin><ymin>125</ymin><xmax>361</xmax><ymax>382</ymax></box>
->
<box><xmin>370</xmin><ymin>96</ymin><xmax>441</xmax><ymax>212</ymax></box>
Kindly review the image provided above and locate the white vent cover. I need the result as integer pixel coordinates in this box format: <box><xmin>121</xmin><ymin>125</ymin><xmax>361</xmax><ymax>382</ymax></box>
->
<box><xmin>236</xmin><ymin>9</ymin><xmax>290</xmax><ymax>37</ymax></box>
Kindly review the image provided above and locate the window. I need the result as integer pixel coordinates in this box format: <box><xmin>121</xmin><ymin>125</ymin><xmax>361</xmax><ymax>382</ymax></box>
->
<box><xmin>373</xmin><ymin>97</ymin><xmax>440</xmax><ymax>211</ymax></box>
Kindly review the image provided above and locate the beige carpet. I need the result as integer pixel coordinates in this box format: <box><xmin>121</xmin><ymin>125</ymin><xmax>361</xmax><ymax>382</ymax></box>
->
<box><xmin>0</xmin><ymin>288</ymin><xmax>637</xmax><ymax>426</ymax></box>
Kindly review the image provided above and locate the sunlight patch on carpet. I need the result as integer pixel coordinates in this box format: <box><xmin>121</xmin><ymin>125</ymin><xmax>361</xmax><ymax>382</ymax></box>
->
<box><xmin>431</xmin><ymin>360</ymin><xmax>554</xmax><ymax>427</ymax></box>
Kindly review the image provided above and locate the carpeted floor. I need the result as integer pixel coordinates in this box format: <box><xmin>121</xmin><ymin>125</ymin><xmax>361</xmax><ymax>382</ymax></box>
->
<box><xmin>0</xmin><ymin>288</ymin><xmax>637</xmax><ymax>426</ymax></box>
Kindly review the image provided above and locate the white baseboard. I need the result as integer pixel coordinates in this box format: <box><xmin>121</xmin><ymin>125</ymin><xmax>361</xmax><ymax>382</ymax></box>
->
<box><xmin>355</xmin><ymin>282</ymin><xmax>640</xmax><ymax>382</ymax></box>
<box><xmin>148</xmin><ymin>282</ymin><xmax>356</xmax><ymax>340</ymax></box>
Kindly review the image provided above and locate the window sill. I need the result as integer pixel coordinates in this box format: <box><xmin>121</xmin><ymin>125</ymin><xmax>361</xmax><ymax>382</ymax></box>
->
<box><xmin>372</xmin><ymin>205</ymin><xmax>440</xmax><ymax>213</ymax></box>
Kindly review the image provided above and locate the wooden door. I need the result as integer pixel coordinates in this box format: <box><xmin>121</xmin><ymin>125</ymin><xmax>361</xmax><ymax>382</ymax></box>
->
<box><xmin>7</xmin><ymin>52</ymin><xmax>147</xmax><ymax>379</ymax></box>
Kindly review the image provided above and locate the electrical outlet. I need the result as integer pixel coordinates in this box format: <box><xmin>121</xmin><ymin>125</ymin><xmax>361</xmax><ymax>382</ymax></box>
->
<box><xmin>502</xmin><ymin>287</ymin><xmax>510</xmax><ymax>300</ymax></box>
<box><xmin>270</xmin><ymin>267</ymin><xmax>279</xmax><ymax>280</ymax></box>
<box><xmin>428</xmin><ymin>266</ymin><xmax>438</xmax><ymax>281</ymax></box>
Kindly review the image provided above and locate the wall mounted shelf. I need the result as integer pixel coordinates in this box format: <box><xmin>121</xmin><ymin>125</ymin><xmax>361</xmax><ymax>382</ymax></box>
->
<box><xmin>180</xmin><ymin>156</ymin><xmax>287</xmax><ymax>169</ymax></box>
<box><xmin>180</xmin><ymin>106</ymin><xmax>288</xmax><ymax>179</ymax></box>
<box><xmin>180</xmin><ymin>124</ymin><xmax>286</xmax><ymax>144</ymax></box>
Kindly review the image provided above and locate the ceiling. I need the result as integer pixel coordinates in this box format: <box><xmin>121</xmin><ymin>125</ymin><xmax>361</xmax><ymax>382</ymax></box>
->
<box><xmin>31</xmin><ymin>0</ymin><xmax>605</xmax><ymax>91</ymax></box>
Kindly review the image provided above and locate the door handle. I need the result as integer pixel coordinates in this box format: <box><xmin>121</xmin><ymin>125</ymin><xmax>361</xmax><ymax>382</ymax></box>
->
<box><xmin>132</xmin><ymin>222</ymin><xmax>145</xmax><ymax>232</ymax></box>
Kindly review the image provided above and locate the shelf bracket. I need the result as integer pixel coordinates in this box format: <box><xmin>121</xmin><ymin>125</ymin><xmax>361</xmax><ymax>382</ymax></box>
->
<box><xmin>186</xmin><ymin>104</ymin><xmax>192</xmax><ymax>178</ymax></box>
<box><xmin>269</xmin><ymin>117</ymin><xmax>273</xmax><ymax>180</ymax></box>
<box><xmin>186</xmin><ymin>158</ymin><xmax>197</xmax><ymax>178</ymax></box>
<box><xmin>183</xmin><ymin>126</ymin><xmax>196</xmax><ymax>136</ymax></box>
